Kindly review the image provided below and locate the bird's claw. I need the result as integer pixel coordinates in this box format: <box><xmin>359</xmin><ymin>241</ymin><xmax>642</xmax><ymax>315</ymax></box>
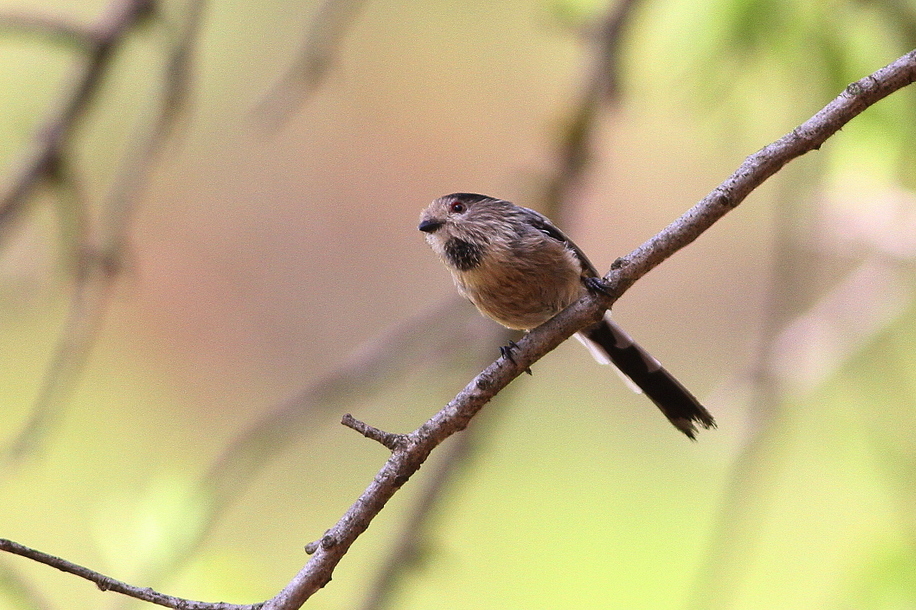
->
<box><xmin>583</xmin><ymin>276</ymin><xmax>611</xmax><ymax>296</ymax></box>
<box><xmin>500</xmin><ymin>340</ymin><xmax>532</xmax><ymax>375</ymax></box>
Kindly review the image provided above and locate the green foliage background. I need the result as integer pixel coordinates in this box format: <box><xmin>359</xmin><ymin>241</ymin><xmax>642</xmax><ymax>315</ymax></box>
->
<box><xmin>0</xmin><ymin>0</ymin><xmax>915</xmax><ymax>608</ymax></box>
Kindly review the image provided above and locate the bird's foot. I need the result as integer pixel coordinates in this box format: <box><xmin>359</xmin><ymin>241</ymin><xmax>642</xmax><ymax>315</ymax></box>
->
<box><xmin>583</xmin><ymin>276</ymin><xmax>611</xmax><ymax>296</ymax></box>
<box><xmin>500</xmin><ymin>340</ymin><xmax>532</xmax><ymax>375</ymax></box>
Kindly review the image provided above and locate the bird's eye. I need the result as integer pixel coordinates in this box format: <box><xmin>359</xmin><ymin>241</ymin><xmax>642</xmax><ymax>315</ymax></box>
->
<box><xmin>449</xmin><ymin>201</ymin><xmax>466</xmax><ymax>213</ymax></box>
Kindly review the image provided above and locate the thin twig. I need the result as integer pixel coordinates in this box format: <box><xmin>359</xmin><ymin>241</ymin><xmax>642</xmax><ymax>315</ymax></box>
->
<box><xmin>341</xmin><ymin>414</ymin><xmax>406</xmax><ymax>451</ymax></box>
<box><xmin>351</xmin><ymin>331</ymin><xmax>511</xmax><ymax>610</ymax></box>
<box><xmin>603</xmin><ymin>51</ymin><xmax>916</xmax><ymax>298</ymax></box>
<box><xmin>200</xmin><ymin>298</ymin><xmax>480</xmax><ymax>509</ymax></box>
<box><xmin>0</xmin><ymin>539</ymin><xmax>260</xmax><ymax>610</ymax></box>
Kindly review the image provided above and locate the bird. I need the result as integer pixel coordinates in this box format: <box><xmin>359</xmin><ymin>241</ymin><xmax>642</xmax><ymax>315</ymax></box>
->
<box><xmin>418</xmin><ymin>192</ymin><xmax>715</xmax><ymax>439</ymax></box>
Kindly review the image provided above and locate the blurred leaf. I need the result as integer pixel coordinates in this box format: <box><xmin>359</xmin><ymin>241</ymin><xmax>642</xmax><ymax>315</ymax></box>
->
<box><xmin>92</xmin><ymin>474</ymin><xmax>208</xmax><ymax>581</ymax></box>
<box><xmin>837</xmin><ymin>541</ymin><xmax>916</xmax><ymax>609</ymax></box>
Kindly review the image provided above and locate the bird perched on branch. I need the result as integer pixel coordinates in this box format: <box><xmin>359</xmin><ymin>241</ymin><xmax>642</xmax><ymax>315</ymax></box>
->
<box><xmin>419</xmin><ymin>193</ymin><xmax>715</xmax><ymax>439</ymax></box>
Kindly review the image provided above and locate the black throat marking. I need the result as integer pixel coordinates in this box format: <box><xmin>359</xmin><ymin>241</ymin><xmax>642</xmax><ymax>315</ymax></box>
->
<box><xmin>444</xmin><ymin>237</ymin><xmax>483</xmax><ymax>271</ymax></box>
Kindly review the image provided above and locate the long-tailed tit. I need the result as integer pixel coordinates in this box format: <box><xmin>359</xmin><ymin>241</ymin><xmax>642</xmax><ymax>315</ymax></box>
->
<box><xmin>419</xmin><ymin>193</ymin><xmax>715</xmax><ymax>439</ymax></box>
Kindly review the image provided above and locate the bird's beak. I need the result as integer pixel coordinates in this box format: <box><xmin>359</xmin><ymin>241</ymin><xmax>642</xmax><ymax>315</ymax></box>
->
<box><xmin>418</xmin><ymin>218</ymin><xmax>443</xmax><ymax>233</ymax></box>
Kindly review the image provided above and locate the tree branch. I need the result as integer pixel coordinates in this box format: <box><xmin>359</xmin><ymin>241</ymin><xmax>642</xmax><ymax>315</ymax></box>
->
<box><xmin>341</xmin><ymin>414</ymin><xmax>407</xmax><ymax>451</ymax></box>
<box><xmin>0</xmin><ymin>539</ymin><xmax>260</xmax><ymax>610</ymax></box>
<box><xmin>2</xmin><ymin>48</ymin><xmax>914</xmax><ymax>610</ymax></box>
<box><xmin>259</xmin><ymin>49</ymin><xmax>916</xmax><ymax>609</ymax></box>
<box><xmin>604</xmin><ymin>49</ymin><xmax>916</xmax><ymax>297</ymax></box>
<box><xmin>358</xmin><ymin>2</ymin><xmax>646</xmax><ymax>605</ymax></box>
<box><xmin>356</xmin><ymin>420</ymin><xmax>479</xmax><ymax>610</ymax></box>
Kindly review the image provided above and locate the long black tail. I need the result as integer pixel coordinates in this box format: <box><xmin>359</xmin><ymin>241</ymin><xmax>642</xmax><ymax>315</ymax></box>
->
<box><xmin>575</xmin><ymin>313</ymin><xmax>715</xmax><ymax>439</ymax></box>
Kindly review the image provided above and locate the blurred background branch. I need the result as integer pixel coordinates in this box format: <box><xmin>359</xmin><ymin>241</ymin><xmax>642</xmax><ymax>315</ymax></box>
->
<box><xmin>1</xmin><ymin>0</ymin><xmax>203</xmax><ymax>465</ymax></box>
<box><xmin>536</xmin><ymin>0</ymin><xmax>637</xmax><ymax>226</ymax></box>
<box><xmin>693</xmin><ymin>178</ymin><xmax>916</xmax><ymax>608</ymax></box>
<box><xmin>0</xmin><ymin>10</ymin><xmax>98</xmax><ymax>47</ymax></box>
<box><xmin>253</xmin><ymin>0</ymin><xmax>369</xmax><ymax>130</ymax></box>
<box><xmin>0</xmin><ymin>0</ymin><xmax>153</xmax><ymax>234</ymax></box>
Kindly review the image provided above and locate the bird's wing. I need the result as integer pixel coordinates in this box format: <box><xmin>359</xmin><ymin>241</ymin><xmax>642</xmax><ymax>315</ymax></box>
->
<box><xmin>518</xmin><ymin>206</ymin><xmax>600</xmax><ymax>277</ymax></box>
